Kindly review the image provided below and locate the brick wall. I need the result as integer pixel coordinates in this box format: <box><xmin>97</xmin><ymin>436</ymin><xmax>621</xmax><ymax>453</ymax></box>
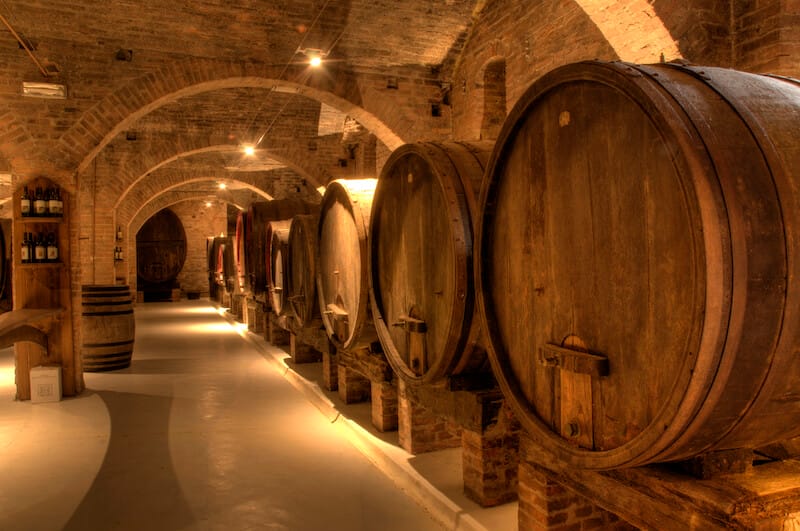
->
<box><xmin>734</xmin><ymin>0</ymin><xmax>800</xmax><ymax>75</ymax></box>
<box><xmin>518</xmin><ymin>461</ymin><xmax>637</xmax><ymax>530</ymax></box>
<box><xmin>162</xmin><ymin>201</ymin><xmax>226</xmax><ymax>296</ymax></box>
<box><xmin>448</xmin><ymin>0</ymin><xmax>799</xmax><ymax>111</ymax></box>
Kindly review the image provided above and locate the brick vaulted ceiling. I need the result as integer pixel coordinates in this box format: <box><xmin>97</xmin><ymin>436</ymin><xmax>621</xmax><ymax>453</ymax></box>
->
<box><xmin>0</xmin><ymin>0</ymin><xmax>482</xmax><ymax>216</ymax></box>
<box><xmin>0</xmin><ymin>0</ymin><xmax>765</xmax><ymax>220</ymax></box>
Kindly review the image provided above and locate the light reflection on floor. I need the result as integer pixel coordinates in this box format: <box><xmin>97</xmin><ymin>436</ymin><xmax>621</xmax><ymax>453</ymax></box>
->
<box><xmin>0</xmin><ymin>346</ymin><xmax>15</xmax><ymax>394</ymax></box>
<box><xmin>0</xmin><ymin>299</ymin><xmax>448</xmax><ymax>531</ymax></box>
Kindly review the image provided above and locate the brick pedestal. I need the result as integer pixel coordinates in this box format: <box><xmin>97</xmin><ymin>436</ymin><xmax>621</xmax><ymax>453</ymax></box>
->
<box><xmin>397</xmin><ymin>380</ymin><xmax>461</xmax><ymax>454</ymax></box>
<box><xmin>518</xmin><ymin>460</ymin><xmax>634</xmax><ymax>531</ymax></box>
<box><xmin>246</xmin><ymin>300</ymin><xmax>266</xmax><ymax>334</ymax></box>
<box><xmin>371</xmin><ymin>380</ymin><xmax>398</xmax><ymax>432</ymax></box>
<box><xmin>230</xmin><ymin>293</ymin><xmax>245</xmax><ymax>321</ymax></box>
<box><xmin>221</xmin><ymin>291</ymin><xmax>231</xmax><ymax>309</ymax></box>
<box><xmin>290</xmin><ymin>333</ymin><xmax>322</xmax><ymax>364</ymax></box>
<box><xmin>322</xmin><ymin>350</ymin><xmax>338</xmax><ymax>391</ymax></box>
<box><xmin>462</xmin><ymin>403</ymin><xmax>520</xmax><ymax>507</ymax></box>
<box><xmin>266</xmin><ymin>312</ymin><xmax>289</xmax><ymax>346</ymax></box>
<box><xmin>337</xmin><ymin>365</ymin><xmax>371</xmax><ymax>404</ymax></box>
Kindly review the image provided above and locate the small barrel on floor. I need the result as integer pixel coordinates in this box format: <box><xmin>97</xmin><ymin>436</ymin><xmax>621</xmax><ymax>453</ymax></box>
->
<box><xmin>81</xmin><ymin>285</ymin><xmax>135</xmax><ymax>372</ymax></box>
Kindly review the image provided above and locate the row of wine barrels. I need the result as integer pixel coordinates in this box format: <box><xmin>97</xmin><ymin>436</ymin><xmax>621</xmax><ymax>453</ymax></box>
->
<box><xmin>233</xmin><ymin>209</ymin><xmax>250</xmax><ymax>294</ymax></box>
<box><xmin>244</xmin><ymin>199</ymin><xmax>319</xmax><ymax>299</ymax></box>
<box><xmin>369</xmin><ymin>141</ymin><xmax>492</xmax><ymax>384</ymax></box>
<box><xmin>267</xmin><ymin>220</ymin><xmax>292</xmax><ymax>316</ymax></box>
<box><xmin>81</xmin><ymin>285</ymin><xmax>135</xmax><ymax>372</ymax></box>
<box><xmin>286</xmin><ymin>214</ymin><xmax>319</xmax><ymax>328</ymax></box>
<box><xmin>476</xmin><ymin>61</ymin><xmax>800</xmax><ymax>469</ymax></box>
<box><xmin>207</xmin><ymin>236</ymin><xmax>235</xmax><ymax>298</ymax></box>
<box><xmin>317</xmin><ymin>179</ymin><xmax>378</xmax><ymax>350</ymax></box>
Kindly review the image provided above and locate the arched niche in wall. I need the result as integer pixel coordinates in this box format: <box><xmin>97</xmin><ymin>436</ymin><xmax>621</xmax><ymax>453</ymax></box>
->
<box><xmin>480</xmin><ymin>58</ymin><xmax>507</xmax><ymax>141</ymax></box>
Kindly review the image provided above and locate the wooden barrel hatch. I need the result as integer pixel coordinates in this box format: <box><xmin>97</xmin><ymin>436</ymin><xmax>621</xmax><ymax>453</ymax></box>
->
<box><xmin>81</xmin><ymin>285</ymin><xmax>135</xmax><ymax>372</ymax></box>
<box><xmin>370</xmin><ymin>142</ymin><xmax>492</xmax><ymax>384</ymax></box>
<box><xmin>477</xmin><ymin>61</ymin><xmax>800</xmax><ymax>469</ymax></box>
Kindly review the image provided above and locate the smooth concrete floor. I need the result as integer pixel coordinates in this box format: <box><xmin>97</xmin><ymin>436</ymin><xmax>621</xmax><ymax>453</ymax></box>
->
<box><xmin>0</xmin><ymin>300</ymin><xmax>516</xmax><ymax>531</ymax></box>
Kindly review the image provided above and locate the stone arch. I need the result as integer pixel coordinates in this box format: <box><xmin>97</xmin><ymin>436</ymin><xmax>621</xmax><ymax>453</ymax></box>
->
<box><xmin>112</xmin><ymin>143</ymin><xmax>331</xmax><ymax>209</ymax></box>
<box><xmin>125</xmin><ymin>193</ymin><xmax>230</xmax><ymax>291</ymax></box>
<box><xmin>58</xmin><ymin>60</ymin><xmax>407</xmax><ymax>180</ymax></box>
<box><xmin>130</xmin><ymin>191</ymin><xmax>234</xmax><ymax>238</ymax></box>
<box><xmin>118</xmin><ymin>174</ymin><xmax>274</xmax><ymax>231</ymax></box>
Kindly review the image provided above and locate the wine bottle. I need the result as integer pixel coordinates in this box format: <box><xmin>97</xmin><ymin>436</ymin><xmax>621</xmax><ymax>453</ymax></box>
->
<box><xmin>20</xmin><ymin>232</ymin><xmax>30</xmax><ymax>263</ymax></box>
<box><xmin>33</xmin><ymin>187</ymin><xmax>46</xmax><ymax>216</ymax></box>
<box><xmin>47</xmin><ymin>187</ymin><xmax>57</xmax><ymax>216</ymax></box>
<box><xmin>56</xmin><ymin>187</ymin><xmax>63</xmax><ymax>215</ymax></box>
<box><xmin>20</xmin><ymin>186</ymin><xmax>31</xmax><ymax>216</ymax></box>
<box><xmin>34</xmin><ymin>232</ymin><xmax>46</xmax><ymax>262</ymax></box>
<box><xmin>46</xmin><ymin>232</ymin><xmax>58</xmax><ymax>262</ymax></box>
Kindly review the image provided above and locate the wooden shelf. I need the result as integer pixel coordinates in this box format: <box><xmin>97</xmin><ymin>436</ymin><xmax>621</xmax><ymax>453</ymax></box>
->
<box><xmin>12</xmin><ymin>176</ymin><xmax>75</xmax><ymax>401</ymax></box>
<box><xmin>18</xmin><ymin>216</ymin><xmax>64</xmax><ymax>223</ymax></box>
<box><xmin>17</xmin><ymin>262</ymin><xmax>65</xmax><ymax>269</ymax></box>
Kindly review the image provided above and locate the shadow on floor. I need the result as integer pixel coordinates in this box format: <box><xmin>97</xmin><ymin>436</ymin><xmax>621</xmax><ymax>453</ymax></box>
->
<box><xmin>62</xmin><ymin>390</ymin><xmax>196</xmax><ymax>531</ymax></box>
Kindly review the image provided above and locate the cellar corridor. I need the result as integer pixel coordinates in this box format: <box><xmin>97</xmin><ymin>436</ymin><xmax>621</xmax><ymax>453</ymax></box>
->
<box><xmin>0</xmin><ymin>300</ymin><xmax>515</xmax><ymax>531</ymax></box>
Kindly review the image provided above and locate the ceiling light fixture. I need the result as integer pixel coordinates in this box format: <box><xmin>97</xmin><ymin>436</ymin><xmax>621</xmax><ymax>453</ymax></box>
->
<box><xmin>242</xmin><ymin>145</ymin><xmax>255</xmax><ymax>156</ymax></box>
<box><xmin>22</xmin><ymin>81</ymin><xmax>67</xmax><ymax>99</ymax></box>
<box><xmin>298</xmin><ymin>48</ymin><xmax>325</xmax><ymax>67</ymax></box>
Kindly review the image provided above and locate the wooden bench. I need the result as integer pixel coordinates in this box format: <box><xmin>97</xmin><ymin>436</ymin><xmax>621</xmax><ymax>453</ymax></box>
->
<box><xmin>0</xmin><ymin>308</ymin><xmax>64</xmax><ymax>352</ymax></box>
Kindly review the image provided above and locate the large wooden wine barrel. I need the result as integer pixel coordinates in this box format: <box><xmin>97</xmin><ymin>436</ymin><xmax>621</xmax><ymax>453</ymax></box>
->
<box><xmin>477</xmin><ymin>61</ymin><xmax>800</xmax><ymax>469</ymax></box>
<box><xmin>267</xmin><ymin>220</ymin><xmax>292</xmax><ymax>316</ymax></box>
<box><xmin>136</xmin><ymin>208</ymin><xmax>186</xmax><ymax>294</ymax></box>
<box><xmin>245</xmin><ymin>199</ymin><xmax>319</xmax><ymax>299</ymax></box>
<box><xmin>317</xmin><ymin>179</ymin><xmax>377</xmax><ymax>350</ymax></box>
<box><xmin>369</xmin><ymin>142</ymin><xmax>492</xmax><ymax>384</ymax></box>
<box><xmin>233</xmin><ymin>209</ymin><xmax>250</xmax><ymax>294</ymax></box>
<box><xmin>81</xmin><ymin>285</ymin><xmax>135</xmax><ymax>372</ymax></box>
<box><xmin>212</xmin><ymin>236</ymin><xmax>235</xmax><ymax>295</ymax></box>
<box><xmin>207</xmin><ymin>236</ymin><xmax>228</xmax><ymax>300</ymax></box>
<box><xmin>287</xmin><ymin>214</ymin><xmax>319</xmax><ymax>327</ymax></box>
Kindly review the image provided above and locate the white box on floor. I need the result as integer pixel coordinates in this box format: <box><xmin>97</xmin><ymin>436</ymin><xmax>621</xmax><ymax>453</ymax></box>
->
<box><xmin>30</xmin><ymin>365</ymin><xmax>62</xmax><ymax>403</ymax></box>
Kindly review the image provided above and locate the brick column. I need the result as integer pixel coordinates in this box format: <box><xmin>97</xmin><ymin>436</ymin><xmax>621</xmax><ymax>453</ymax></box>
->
<box><xmin>231</xmin><ymin>293</ymin><xmax>245</xmax><ymax>321</ymax></box>
<box><xmin>337</xmin><ymin>364</ymin><xmax>371</xmax><ymax>404</ymax></box>
<box><xmin>518</xmin><ymin>437</ymin><xmax>636</xmax><ymax>530</ymax></box>
<box><xmin>247</xmin><ymin>299</ymin><xmax>266</xmax><ymax>334</ymax></box>
<box><xmin>266</xmin><ymin>312</ymin><xmax>289</xmax><ymax>346</ymax></box>
<box><xmin>370</xmin><ymin>380</ymin><xmax>398</xmax><ymax>432</ymax></box>
<box><xmin>462</xmin><ymin>403</ymin><xmax>520</xmax><ymax>507</ymax></box>
<box><xmin>321</xmin><ymin>347</ymin><xmax>338</xmax><ymax>391</ymax></box>
<box><xmin>397</xmin><ymin>380</ymin><xmax>461</xmax><ymax>454</ymax></box>
<box><xmin>290</xmin><ymin>333</ymin><xmax>322</xmax><ymax>364</ymax></box>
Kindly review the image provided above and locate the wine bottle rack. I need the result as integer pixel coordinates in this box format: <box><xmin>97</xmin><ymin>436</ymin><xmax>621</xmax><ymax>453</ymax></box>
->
<box><xmin>12</xmin><ymin>176</ymin><xmax>75</xmax><ymax>401</ymax></box>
